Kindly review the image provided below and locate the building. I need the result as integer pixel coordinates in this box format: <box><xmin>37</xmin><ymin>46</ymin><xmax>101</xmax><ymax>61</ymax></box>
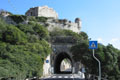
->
<box><xmin>0</xmin><ymin>10</ymin><xmax>10</xmax><ymax>17</ymax></box>
<box><xmin>25</xmin><ymin>6</ymin><xmax>58</xmax><ymax>19</ymax></box>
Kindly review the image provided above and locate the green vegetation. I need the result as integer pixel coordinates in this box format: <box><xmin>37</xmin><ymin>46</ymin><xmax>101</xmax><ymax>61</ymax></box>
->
<box><xmin>17</xmin><ymin>22</ymin><xmax>49</xmax><ymax>41</ymax></box>
<box><xmin>9</xmin><ymin>15</ymin><xmax>27</xmax><ymax>24</ymax></box>
<box><xmin>8</xmin><ymin>15</ymin><xmax>47</xmax><ymax>24</ymax></box>
<box><xmin>0</xmin><ymin>14</ymin><xmax>120</xmax><ymax>80</ymax></box>
<box><xmin>0</xmin><ymin>18</ymin><xmax>51</xmax><ymax>79</ymax></box>
<box><xmin>50</xmin><ymin>28</ymin><xmax>120</xmax><ymax>79</ymax></box>
<box><xmin>50</xmin><ymin>27</ymin><xmax>88</xmax><ymax>40</ymax></box>
<box><xmin>28</xmin><ymin>16</ymin><xmax>47</xmax><ymax>22</ymax></box>
<box><xmin>70</xmin><ymin>35</ymin><xmax>120</xmax><ymax>80</ymax></box>
<box><xmin>35</xmin><ymin>17</ymin><xmax>47</xmax><ymax>22</ymax></box>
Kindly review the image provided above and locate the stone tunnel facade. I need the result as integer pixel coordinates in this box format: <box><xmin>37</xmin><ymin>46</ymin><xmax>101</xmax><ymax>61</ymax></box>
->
<box><xmin>50</xmin><ymin>36</ymin><xmax>81</xmax><ymax>74</ymax></box>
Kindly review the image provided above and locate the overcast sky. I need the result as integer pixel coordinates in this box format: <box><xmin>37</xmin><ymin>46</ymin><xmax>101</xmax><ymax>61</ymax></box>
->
<box><xmin>1</xmin><ymin>0</ymin><xmax>120</xmax><ymax>49</ymax></box>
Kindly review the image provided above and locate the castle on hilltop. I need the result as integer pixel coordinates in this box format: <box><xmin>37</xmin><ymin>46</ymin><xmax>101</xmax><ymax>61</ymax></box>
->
<box><xmin>25</xmin><ymin>6</ymin><xmax>82</xmax><ymax>33</ymax></box>
<box><xmin>0</xmin><ymin>6</ymin><xmax>82</xmax><ymax>33</ymax></box>
<box><xmin>25</xmin><ymin>6</ymin><xmax>58</xmax><ymax>19</ymax></box>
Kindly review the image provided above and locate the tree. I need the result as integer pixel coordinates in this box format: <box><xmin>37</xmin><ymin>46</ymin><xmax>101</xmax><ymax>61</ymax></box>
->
<box><xmin>2</xmin><ymin>25</ymin><xmax>27</xmax><ymax>44</ymax></box>
<box><xmin>71</xmin><ymin>41</ymin><xmax>120</xmax><ymax>79</ymax></box>
<box><xmin>33</xmin><ymin>24</ymin><xmax>49</xmax><ymax>40</ymax></box>
<box><xmin>0</xmin><ymin>17</ymin><xmax>51</xmax><ymax>79</ymax></box>
<box><xmin>17</xmin><ymin>23</ymin><xmax>49</xmax><ymax>40</ymax></box>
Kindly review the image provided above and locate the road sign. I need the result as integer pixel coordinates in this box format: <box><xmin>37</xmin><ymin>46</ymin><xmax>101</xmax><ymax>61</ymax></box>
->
<box><xmin>89</xmin><ymin>41</ymin><xmax>98</xmax><ymax>49</ymax></box>
<box><xmin>89</xmin><ymin>40</ymin><xmax>101</xmax><ymax>80</ymax></box>
<box><xmin>46</xmin><ymin>60</ymin><xmax>49</xmax><ymax>63</ymax></box>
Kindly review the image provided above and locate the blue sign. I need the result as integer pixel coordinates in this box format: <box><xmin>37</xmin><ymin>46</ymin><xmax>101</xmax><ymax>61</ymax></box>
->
<box><xmin>46</xmin><ymin>60</ymin><xmax>49</xmax><ymax>63</ymax></box>
<box><xmin>89</xmin><ymin>41</ymin><xmax>98</xmax><ymax>49</ymax></box>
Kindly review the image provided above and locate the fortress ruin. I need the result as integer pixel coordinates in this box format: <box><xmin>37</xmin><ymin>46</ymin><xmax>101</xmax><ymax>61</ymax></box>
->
<box><xmin>25</xmin><ymin>6</ymin><xmax>82</xmax><ymax>33</ymax></box>
<box><xmin>25</xmin><ymin>6</ymin><xmax>58</xmax><ymax>19</ymax></box>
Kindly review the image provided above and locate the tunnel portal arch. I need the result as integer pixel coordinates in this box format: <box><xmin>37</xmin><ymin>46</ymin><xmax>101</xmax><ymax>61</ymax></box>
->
<box><xmin>54</xmin><ymin>52</ymin><xmax>74</xmax><ymax>74</ymax></box>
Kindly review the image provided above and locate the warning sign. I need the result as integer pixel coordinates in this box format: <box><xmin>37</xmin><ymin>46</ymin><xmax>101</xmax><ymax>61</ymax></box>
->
<box><xmin>89</xmin><ymin>41</ymin><xmax>98</xmax><ymax>49</ymax></box>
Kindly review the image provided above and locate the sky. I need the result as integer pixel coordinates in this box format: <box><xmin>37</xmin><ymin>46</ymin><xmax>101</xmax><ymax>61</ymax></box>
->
<box><xmin>1</xmin><ymin>0</ymin><xmax>120</xmax><ymax>49</ymax></box>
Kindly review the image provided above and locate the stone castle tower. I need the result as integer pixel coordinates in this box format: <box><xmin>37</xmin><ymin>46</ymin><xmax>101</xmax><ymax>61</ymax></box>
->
<box><xmin>25</xmin><ymin>6</ymin><xmax>58</xmax><ymax>19</ymax></box>
<box><xmin>75</xmin><ymin>18</ymin><xmax>81</xmax><ymax>30</ymax></box>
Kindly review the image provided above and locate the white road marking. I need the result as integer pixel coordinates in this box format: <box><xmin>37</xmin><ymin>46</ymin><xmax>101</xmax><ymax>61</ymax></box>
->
<box><xmin>52</xmin><ymin>76</ymin><xmax>57</xmax><ymax>78</ymax></box>
<box><xmin>64</xmin><ymin>76</ymin><xmax>68</xmax><ymax>78</ymax></box>
<box><xmin>58</xmin><ymin>76</ymin><xmax>62</xmax><ymax>78</ymax></box>
<box><xmin>42</xmin><ymin>74</ymin><xmax>85</xmax><ymax>79</ymax></box>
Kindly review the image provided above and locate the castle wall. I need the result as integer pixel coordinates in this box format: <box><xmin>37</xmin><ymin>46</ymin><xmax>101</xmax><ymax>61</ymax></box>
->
<box><xmin>45</xmin><ymin>18</ymin><xmax>81</xmax><ymax>33</ymax></box>
<box><xmin>38</xmin><ymin>6</ymin><xmax>58</xmax><ymax>19</ymax></box>
<box><xmin>25</xmin><ymin>6</ymin><xmax>81</xmax><ymax>33</ymax></box>
<box><xmin>1</xmin><ymin>6</ymin><xmax>82</xmax><ymax>33</ymax></box>
<box><xmin>25</xmin><ymin>6</ymin><xmax>58</xmax><ymax>19</ymax></box>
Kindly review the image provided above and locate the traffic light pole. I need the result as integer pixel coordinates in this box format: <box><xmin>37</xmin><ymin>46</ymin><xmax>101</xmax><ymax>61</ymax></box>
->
<box><xmin>93</xmin><ymin>49</ymin><xmax>101</xmax><ymax>80</ymax></box>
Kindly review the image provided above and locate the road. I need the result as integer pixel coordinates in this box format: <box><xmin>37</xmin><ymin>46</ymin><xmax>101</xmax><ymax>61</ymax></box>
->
<box><xmin>40</xmin><ymin>74</ymin><xmax>85</xmax><ymax>80</ymax></box>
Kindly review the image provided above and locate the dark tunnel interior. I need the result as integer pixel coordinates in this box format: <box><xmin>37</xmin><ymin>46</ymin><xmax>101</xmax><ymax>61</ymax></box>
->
<box><xmin>54</xmin><ymin>52</ymin><xmax>73</xmax><ymax>74</ymax></box>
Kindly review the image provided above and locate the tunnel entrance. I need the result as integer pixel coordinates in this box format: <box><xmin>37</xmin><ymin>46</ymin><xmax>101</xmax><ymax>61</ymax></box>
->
<box><xmin>60</xmin><ymin>59</ymin><xmax>72</xmax><ymax>73</ymax></box>
<box><xmin>54</xmin><ymin>52</ymin><xmax>73</xmax><ymax>74</ymax></box>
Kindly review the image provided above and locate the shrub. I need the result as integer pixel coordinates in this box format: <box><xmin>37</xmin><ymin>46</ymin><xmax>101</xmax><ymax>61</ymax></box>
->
<box><xmin>2</xmin><ymin>25</ymin><xmax>27</xmax><ymax>44</ymax></box>
<box><xmin>9</xmin><ymin>15</ymin><xmax>27</xmax><ymax>24</ymax></box>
